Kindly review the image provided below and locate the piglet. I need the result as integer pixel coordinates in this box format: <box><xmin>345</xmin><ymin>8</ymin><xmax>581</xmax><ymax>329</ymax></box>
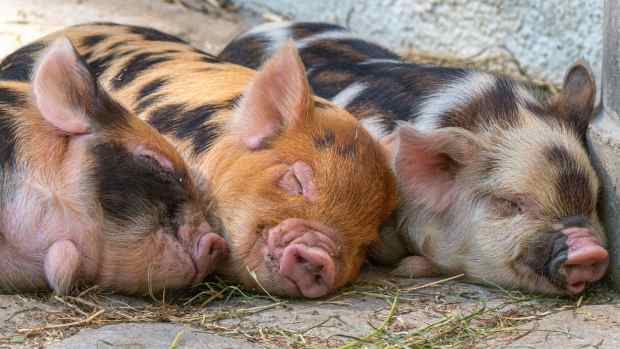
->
<box><xmin>219</xmin><ymin>21</ymin><xmax>609</xmax><ymax>295</ymax></box>
<box><xmin>0</xmin><ymin>37</ymin><xmax>227</xmax><ymax>295</ymax></box>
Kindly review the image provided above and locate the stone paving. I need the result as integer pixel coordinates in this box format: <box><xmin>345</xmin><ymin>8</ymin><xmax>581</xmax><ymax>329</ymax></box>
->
<box><xmin>1</xmin><ymin>1</ymin><xmax>619</xmax><ymax>348</ymax></box>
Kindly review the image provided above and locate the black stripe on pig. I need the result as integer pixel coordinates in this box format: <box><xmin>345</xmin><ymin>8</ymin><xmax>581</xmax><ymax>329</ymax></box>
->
<box><xmin>92</xmin><ymin>142</ymin><xmax>189</xmax><ymax>230</ymax></box>
<box><xmin>0</xmin><ymin>42</ymin><xmax>46</xmax><ymax>82</ymax></box>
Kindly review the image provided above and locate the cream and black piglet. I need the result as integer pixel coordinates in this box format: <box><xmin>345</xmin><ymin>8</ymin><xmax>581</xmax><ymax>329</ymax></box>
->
<box><xmin>0</xmin><ymin>38</ymin><xmax>227</xmax><ymax>295</ymax></box>
<box><xmin>220</xmin><ymin>22</ymin><xmax>608</xmax><ymax>295</ymax></box>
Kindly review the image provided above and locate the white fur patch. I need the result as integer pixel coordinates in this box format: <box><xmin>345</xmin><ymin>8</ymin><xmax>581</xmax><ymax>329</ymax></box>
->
<box><xmin>360</xmin><ymin>115</ymin><xmax>389</xmax><ymax>140</ymax></box>
<box><xmin>413</xmin><ymin>72</ymin><xmax>497</xmax><ymax>133</ymax></box>
<box><xmin>296</xmin><ymin>30</ymin><xmax>358</xmax><ymax>49</ymax></box>
<box><xmin>359</xmin><ymin>58</ymin><xmax>403</xmax><ymax>65</ymax></box>
<box><xmin>239</xmin><ymin>21</ymin><xmax>294</xmax><ymax>39</ymax></box>
<box><xmin>331</xmin><ymin>82</ymin><xmax>367</xmax><ymax>108</ymax></box>
<box><xmin>241</xmin><ymin>21</ymin><xmax>295</xmax><ymax>55</ymax></box>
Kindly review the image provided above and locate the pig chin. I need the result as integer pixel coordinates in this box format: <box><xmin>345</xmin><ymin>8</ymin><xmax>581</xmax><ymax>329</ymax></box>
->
<box><xmin>99</xmin><ymin>220</ymin><xmax>227</xmax><ymax>293</ymax></box>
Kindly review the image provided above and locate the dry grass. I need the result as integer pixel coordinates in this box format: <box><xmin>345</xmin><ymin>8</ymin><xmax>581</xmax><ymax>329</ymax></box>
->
<box><xmin>1</xmin><ymin>274</ymin><xmax>615</xmax><ymax>349</ymax></box>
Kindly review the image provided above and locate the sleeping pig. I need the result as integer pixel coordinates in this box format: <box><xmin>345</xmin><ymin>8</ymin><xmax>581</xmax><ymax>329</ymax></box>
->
<box><xmin>0</xmin><ymin>37</ymin><xmax>228</xmax><ymax>295</ymax></box>
<box><xmin>219</xmin><ymin>21</ymin><xmax>609</xmax><ymax>295</ymax></box>
<box><xmin>8</xmin><ymin>23</ymin><xmax>399</xmax><ymax>298</ymax></box>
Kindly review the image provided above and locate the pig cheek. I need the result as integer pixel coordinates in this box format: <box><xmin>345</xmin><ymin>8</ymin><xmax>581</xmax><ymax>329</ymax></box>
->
<box><xmin>102</xmin><ymin>232</ymin><xmax>195</xmax><ymax>293</ymax></box>
<box><xmin>146</xmin><ymin>232</ymin><xmax>196</xmax><ymax>288</ymax></box>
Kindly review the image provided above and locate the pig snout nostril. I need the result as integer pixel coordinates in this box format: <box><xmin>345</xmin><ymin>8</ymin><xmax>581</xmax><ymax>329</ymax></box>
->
<box><xmin>307</xmin><ymin>263</ymin><xmax>324</xmax><ymax>274</ymax></box>
<box><xmin>207</xmin><ymin>243</ymin><xmax>217</xmax><ymax>256</ymax></box>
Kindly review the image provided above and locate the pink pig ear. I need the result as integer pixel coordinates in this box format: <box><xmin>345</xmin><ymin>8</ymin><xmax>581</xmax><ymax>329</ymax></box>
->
<box><xmin>32</xmin><ymin>37</ymin><xmax>99</xmax><ymax>135</ymax></box>
<box><xmin>394</xmin><ymin>126</ymin><xmax>482</xmax><ymax>213</ymax></box>
<box><xmin>230</xmin><ymin>40</ymin><xmax>312</xmax><ymax>150</ymax></box>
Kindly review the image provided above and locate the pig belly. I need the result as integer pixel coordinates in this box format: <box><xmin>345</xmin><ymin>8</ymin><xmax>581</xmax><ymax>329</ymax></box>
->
<box><xmin>0</xmin><ymin>194</ymin><xmax>99</xmax><ymax>292</ymax></box>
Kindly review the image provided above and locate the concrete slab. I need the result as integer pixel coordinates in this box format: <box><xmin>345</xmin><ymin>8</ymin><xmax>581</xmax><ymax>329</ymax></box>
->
<box><xmin>0</xmin><ymin>0</ymin><xmax>260</xmax><ymax>59</ymax></box>
<box><xmin>506</xmin><ymin>305</ymin><xmax>620</xmax><ymax>349</ymax></box>
<box><xmin>47</xmin><ymin>323</ymin><xmax>262</xmax><ymax>349</ymax></box>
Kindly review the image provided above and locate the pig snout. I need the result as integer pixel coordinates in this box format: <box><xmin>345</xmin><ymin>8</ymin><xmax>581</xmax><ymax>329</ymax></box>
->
<box><xmin>267</xmin><ymin>218</ymin><xmax>339</xmax><ymax>298</ymax></box>
<box><xmin>178</xmin><ymin>223</ymin><xmax>229</xmax><ymax>284</ymax></box>
<box><xmin>542</xmin><ymin>216</ymin><xmax>608</xmax><ymax>295</ymax></box>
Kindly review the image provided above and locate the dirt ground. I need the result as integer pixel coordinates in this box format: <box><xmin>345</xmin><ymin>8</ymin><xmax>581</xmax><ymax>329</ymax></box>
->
<box><xmin>1</xmin><ymin>1</ymin><xmax>619</xmax><ymax>348</ymax></box>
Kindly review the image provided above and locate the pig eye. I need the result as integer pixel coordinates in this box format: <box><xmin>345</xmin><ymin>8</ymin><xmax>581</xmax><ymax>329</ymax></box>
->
<box><xmin>139</xmin><ymin>154</ymin><xmax>172</xmax><ymax>172</ymax></box>
<box><xmin>278</xmin><ymin>167</ymin><xmax>303</xmax><ymax>196</ymax></box>
<box><xmin>137</xmin><ymin>154</ymin><xmax>183</xmax><ymax>184</ymax></box>
<box><xmin>493</xmin><ymin>197</ymin><xmax>524</xmax><ymax>217</ymax></box>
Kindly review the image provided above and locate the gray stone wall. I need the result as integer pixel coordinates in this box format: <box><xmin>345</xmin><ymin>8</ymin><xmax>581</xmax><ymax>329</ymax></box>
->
<box><xmin>589</xmin><ymin>0</ymin><xmax>620</xmax><ymax>289</ymax></box>
<box><xmin>234</xmin><ymin>0</ymin><xmax>603</xmax><ymax>87</ymax></box>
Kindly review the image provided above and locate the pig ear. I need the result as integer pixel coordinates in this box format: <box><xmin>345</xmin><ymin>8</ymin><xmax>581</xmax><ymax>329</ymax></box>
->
<box><xmin>230</xmin><ymin>41</ymin><xmax>312</xmax><ymax>150</ymax></box>
<box><xmin>32</xmin><ymin>37</ymin><xmax>105</xmax><ymax>135</ymax></box>
<box><xmin>548</xmin><ymin>61</ymin><xmax>596</xmax><ymax>136</ymax></box>
<box><xmin>395</xmin><ymin>126</ymin><xmax>482</xmax><ymax>213</ymax></box>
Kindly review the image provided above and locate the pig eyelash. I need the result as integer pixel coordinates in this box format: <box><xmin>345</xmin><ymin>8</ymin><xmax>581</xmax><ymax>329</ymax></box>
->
<box><xmin>290</xmin><ymin>173</ymin><xmax>303</xmax><ymax>196</ymax></box>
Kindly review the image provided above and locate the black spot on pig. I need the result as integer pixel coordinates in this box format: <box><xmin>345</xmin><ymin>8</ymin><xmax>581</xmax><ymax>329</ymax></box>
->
<box><xmin>290</xmin><ymin>22</ymin><xmax>346</xmax><ymax>40</ymax></box>
<box><xmin>0</xmin><ymin>87</ymin><xmax>26</xmax><ymax>106</ymax></box>
<box><xmin>138</xmin><ymin>79</ymin><xmax>168</xmax><ymax>101</ymax></box>
<box><xmin>82</xmin><ymin>35</ymin><xmax>108</xmax><ymax>48</ymax></box>
<box><xmin>93</xmin><ymin>142</ymin><xmax>189</xmax><ymax>229</ymax></box>
<box><xmin>313</xmin><ymin>129</ymin><xmax>336</xmax><ymax>149</ymax></box>
<box><xmin>127</xmin><ymin>26</ymin><xmax>187</xmax><ymax>44</ymax></box>
<box><xmin>111</xmin><ymin>53</ymin><xmax>173</xmax><ymax>90</ymax></box>
<box><xmin>135</xmin><ymin>95</ymin><xmax>164</xmax><ymax>114</ymax></box>
<box><xmin>0</xmin><ymin>88</ymin><xmax>19</xmax><ymax>168</ymax></box>
<box><xmin>545</xmin><ymin>144</ymin><xmax>595</xmax><ymax>216</ymax></box>
<box><xmin>219</xmin><ymin>37</ymin><xmax>270</xmax><ymax>70</ymax></box>
<box><xmin>0</xmin><ymin>42</ymin><xmax>46</xmax><ymax>81</ymax></box>
<box><xmin>149</xmin><ymin>103</ymin><xmax>185</xmax><ymax>134</ymax></box>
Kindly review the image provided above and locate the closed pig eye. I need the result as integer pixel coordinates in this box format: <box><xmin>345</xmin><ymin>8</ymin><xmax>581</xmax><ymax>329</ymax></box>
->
<box><xmin>277</xmin><ymin>161</ymin><xmax>317</xmax><ymax>201</ymax></box>
<box><xmin>493</xmin><ymin>197</ymin><xmax>524</xmax><ymax>217</ymax></box>
<box><xmin>136</xmin><ymin>154</ymin><xmax>184</xmax><ymax>185</ymax></box>
<box><xmin>279</xmin><ymin>167</ymin><xmax>303</xmax><ymax>196</ymax></box>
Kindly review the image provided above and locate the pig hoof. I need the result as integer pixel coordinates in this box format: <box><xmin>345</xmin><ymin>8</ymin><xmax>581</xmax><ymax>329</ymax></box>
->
<box><xmin>278</xmin><ymin>243</ymin><xmax>336</xmax><ymax>298</ymax></box>
<box><xmin>44</xmin><ymin>240</ymin><xmax>81</xmax><ymax>294</ymax></box>
<box><xmin>391</xmin><ymin>255</ymin><xmax>440</xmax><ymax>278</ymax></box>
<box><xmin>192</xmin><ymin>233</ymin><xmax>229</xmax><ymax>283</ymax></box>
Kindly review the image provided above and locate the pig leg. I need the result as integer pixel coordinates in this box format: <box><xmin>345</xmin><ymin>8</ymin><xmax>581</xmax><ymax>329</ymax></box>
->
<box><xmin>391</xmin><ymin>255</ymin><xmax>440</xmax><ymax>278</ymax></box>
<box><xmin>44</xmin><ymin>240</ymin><xmax>80</xmax><ymax>294</ymax></box>
<box><xmin>369</xmin><ymin>218</ymin><xmax>409</xmax><ymax>265</ymax></box>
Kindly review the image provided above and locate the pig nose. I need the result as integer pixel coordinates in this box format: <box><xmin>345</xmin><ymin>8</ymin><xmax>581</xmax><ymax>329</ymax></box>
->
<box><xmin>178</xmin><ymin>222</ymin><xmax>229</xmax><ymax>283</ymax></box>
<box><xmin>278</xmin><ymin>243</ymin><xmax>336</xmax><ymax>298</ymax></box>
<box><xmin>561</xmin><ymin>227</ymin><xmax>609</xmax><ymax>295</ymax></box>
<box><xmin>545</xmin><ymin>223</ymin><xmax>609</xmax><ymax>295</ymax></box>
